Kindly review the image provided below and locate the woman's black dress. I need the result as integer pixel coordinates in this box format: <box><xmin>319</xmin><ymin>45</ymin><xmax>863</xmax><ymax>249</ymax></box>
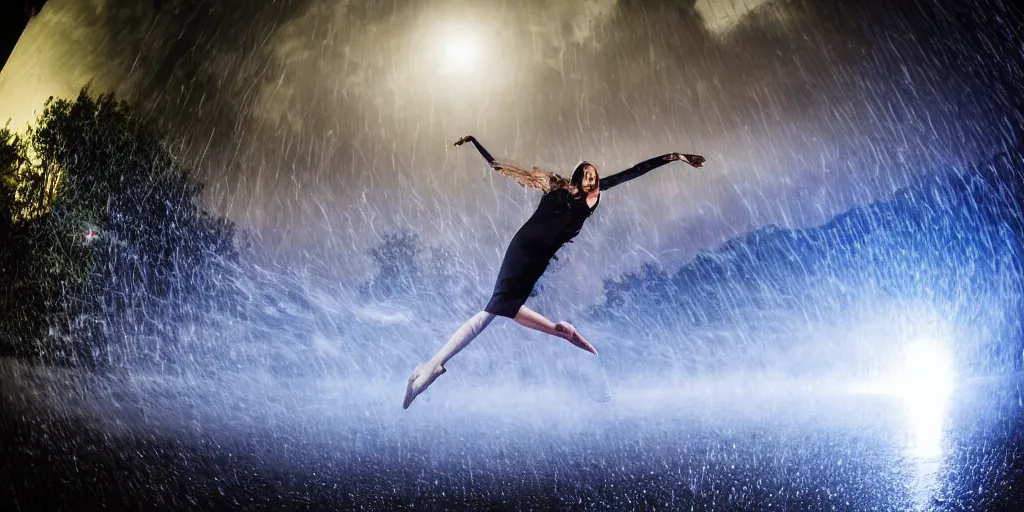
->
<box><xmin>484</xmin><ymin>188</ymin><xmax>599</xmax><ymax>317</ymax></box>
<box><xmin>483</xmin><ymin>155</ymin><xmax>672</xmax><ymax>318</ymax></box>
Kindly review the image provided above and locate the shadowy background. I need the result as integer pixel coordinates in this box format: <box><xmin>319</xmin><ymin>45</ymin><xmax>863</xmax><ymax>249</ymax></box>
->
<box><xmin>0</xmin><ymin>1</ymin><xmax>47</xmax><ymax>68</ymax></box>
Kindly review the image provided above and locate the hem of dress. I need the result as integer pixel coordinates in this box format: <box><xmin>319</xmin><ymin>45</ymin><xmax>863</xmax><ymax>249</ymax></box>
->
<box><xmin>484</xmin><ymin>302</ymin><xmax>522</xmax><ymax>319</ymax></box>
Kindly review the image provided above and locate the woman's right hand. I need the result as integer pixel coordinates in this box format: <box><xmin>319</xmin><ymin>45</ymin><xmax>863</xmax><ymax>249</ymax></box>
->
<box><xmin>453</xmin><ymin>135</ymin><xmax>474</xmax><ymax>146</ymax></box>
<box><xmin>682</xmin><ymin>154</ymin><xmax>705</xmax><ymax>168</ymax></box>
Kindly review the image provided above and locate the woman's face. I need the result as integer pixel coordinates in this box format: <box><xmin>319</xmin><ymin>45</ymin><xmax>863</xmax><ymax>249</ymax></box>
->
<box><xmin>582</xmin><ymin>165</ymin><xmax>599</xmax><ymax>193</ymax></box>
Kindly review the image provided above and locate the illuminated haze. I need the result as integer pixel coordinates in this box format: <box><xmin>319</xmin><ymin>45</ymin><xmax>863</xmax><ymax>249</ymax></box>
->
<box><xmin>0</xmin><ymin>0</ymin><xmax>1017</xmax><ymax>302</ymax></box>
<box><xmin>2</xmin><ymin>3</ymin><xmax>1023</xmax><ymax>507</ymax></box>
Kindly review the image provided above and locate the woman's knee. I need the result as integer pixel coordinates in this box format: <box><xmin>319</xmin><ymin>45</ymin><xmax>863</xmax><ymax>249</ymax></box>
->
<box><xmin>472</xmin><ymin>311</ymin><xmax>496</xmax><ymax>326</ymax></box>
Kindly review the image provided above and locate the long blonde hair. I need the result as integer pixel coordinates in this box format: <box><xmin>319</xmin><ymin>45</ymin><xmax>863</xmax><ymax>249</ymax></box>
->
<box><xmin>490</xmin><ymin>159</ymin><xmax>571</xmax><ymax>193</ymax></box>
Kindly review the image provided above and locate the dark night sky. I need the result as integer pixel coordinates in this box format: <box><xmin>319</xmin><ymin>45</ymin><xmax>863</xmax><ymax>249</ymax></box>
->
<box><xmin>1</xmin><ymin>0</ymin><xmax>1022</xmax><ymax>298</ymax></box>
<box><xmin>0</xmin><ymin>1</ymin><xmax>47</xmax><ymax>68</ymax></box>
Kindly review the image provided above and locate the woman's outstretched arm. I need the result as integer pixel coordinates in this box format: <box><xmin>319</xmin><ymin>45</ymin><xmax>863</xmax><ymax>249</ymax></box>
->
<box><xmin>599</xmin><ymin>153</ymin><xmax>705</xmax><ymax>190</ymax></box>
<box><xmin>454</xmin><ymin>135</ymin><xmax>495</xmax><ymax>164</ymax></box>
<box><xmin>454</xmin><ymin>135</ymin><xmax>568</xmax><ymax>193</ymax></box>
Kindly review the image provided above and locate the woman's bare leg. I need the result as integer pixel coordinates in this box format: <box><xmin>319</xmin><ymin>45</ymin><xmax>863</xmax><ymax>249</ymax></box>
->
<box><xmin>427</xmin><ymin>311</ymin><xmax>495</xmax><ymax>368</ymax></box>
<box><xmin>514</xmin><ymin>306</ymin><xmax>598</xmax><ymax>355</ymax></box>
<box><xmin>513</xmin><ymin>305</ymin><xmax>562</xmax><ymax>336</ymax></box>
<box><xmin>403</xmin><ymin>311</ymin><xmax>495</xmax><ymax>409</ymax></box>
<box><xmin>404</xmin><ymin>307</ymin><xmax>596</xmax><ymax>409</ymax></box>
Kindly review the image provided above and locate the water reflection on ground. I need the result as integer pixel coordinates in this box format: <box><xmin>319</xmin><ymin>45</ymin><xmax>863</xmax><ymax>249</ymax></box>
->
<box><xmin>1</xmin><ymin>358</ymin><xmax>1021</xmax><ymax>510</ymax></box>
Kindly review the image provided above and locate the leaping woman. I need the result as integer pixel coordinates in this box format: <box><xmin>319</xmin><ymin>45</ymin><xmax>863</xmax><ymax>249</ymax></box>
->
<box><xmin>403</xmin><ymin>135</ymin><xmax>705</xmax><ymax>408</ymax></box>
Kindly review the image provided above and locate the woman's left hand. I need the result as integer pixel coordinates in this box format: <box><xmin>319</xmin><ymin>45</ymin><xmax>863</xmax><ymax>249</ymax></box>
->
<box><xmin>666</xmin><ymin>152</ymin><xmax>705</xmax><ymax>168</ymax></box>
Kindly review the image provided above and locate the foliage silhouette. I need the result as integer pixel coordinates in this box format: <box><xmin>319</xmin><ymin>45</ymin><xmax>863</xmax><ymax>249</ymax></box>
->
<box><xmin>0</xmin><ymin>90</ymin><xmax>240</xmax><ymax>366</ymax></box>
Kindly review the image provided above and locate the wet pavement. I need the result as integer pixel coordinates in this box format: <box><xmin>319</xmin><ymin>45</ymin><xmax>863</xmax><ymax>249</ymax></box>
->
<box><xmin>2</xmin><ymin>359</ymin><xmax>1022</xmax><ymax>511</ymax></box>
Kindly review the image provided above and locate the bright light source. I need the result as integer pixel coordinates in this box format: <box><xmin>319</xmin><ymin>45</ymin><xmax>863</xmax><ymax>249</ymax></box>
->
<box><xmin>443</xmin><ymin>35</ymin><xmax>477</xmax><ymax>69</ymax></box>
<box><xmin>849</xmin><ymin>338</ymin><xmax>956</xmax><ymax>459</ymax></box>
<box><xmin>896</xmin><ymin>340</ymin><xmax>955</xmax><ymax>459</ymax></box>
<box><xmin>896</xmin><ymin>340</ymin><xmax>955</xmax><ymax>404</ymax></box>
<box><xmin>405</xmin><ymin>16</ymin><xmax>502</xmax><ymax>96</ymax></box>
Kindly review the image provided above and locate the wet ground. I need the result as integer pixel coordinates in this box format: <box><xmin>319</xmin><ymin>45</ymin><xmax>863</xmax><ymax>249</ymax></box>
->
<box><xmin>2</xmin><ymin>358</ymin><xmax>1022</xmax><ymax>511</ymax></box>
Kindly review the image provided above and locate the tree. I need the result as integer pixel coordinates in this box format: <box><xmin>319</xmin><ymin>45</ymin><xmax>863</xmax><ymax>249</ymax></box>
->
<box><xmin>0</xmin><ymin>124</ymin><xmax>25</xmax><ymax>255</ymax></box>
<box><xmin>0</xmin><ymin>89</ymin><xmax>240</xmax><ymax>366</ymax></box>
<box><xmin>358</xmin><ymin>228</ymin><xmax>485</xmax><ymax>313</ymax></box>
<box><xmin>359</xmin><ymin>229</ymin><xmax>424</xmax><ymax>301</ymax></box>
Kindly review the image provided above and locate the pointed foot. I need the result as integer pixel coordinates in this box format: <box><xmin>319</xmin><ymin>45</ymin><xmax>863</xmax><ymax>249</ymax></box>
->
<box><xmin>554</xmin><ymin>321</ymin><xmax>598</xmax><ymax>356</ymax></box>
<box><xmin>402</xmin><ymin>363</ymin><xmax>447</xmax><ymax>409</ymax></box>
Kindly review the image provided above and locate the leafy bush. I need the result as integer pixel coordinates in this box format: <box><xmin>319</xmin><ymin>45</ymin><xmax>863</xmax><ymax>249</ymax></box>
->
<box><xmin>358</xmin><ymin>228</ymin><xmax>487</xmax><ymax>314</ymax></box>
<box><xmin>0</xmin><ymin>90</ymin><xmax>240</xmax><ymax>366</ymax></box>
